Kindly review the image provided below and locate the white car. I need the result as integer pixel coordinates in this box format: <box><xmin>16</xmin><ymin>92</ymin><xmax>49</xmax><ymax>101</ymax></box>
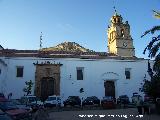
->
<box><xmin>44</xmin><ymin>95</ymin><xmax>61</xmax><ymax>107</ymax></box>
<box><xmin>21</xmin><ymin>95</ymin><xmax>43</xmax><ymax>106</ymax></box>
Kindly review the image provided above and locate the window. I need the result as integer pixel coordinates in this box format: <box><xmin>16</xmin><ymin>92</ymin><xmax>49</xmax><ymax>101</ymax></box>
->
<box><xmin>114</xmin><ymin>18</ymin><xmax>116</xmax><ymax>23</ymax></box>
<box><xmin>125</xmin><ymin>68</ymin><xmax>131</xmax><ymax>79</ymax></box>
<box><xmin>77</xmin><ymin>67</ymin><xmax>84</xmax><ymax>80</ymax></box>
<box><xmin>0</xmin><ymin>69</ymin><xmax>1</xmax><ymax>74</ymax></box>
<box><xmin>121</xmin><ymin>29</ymin><xmax>124</xmax><ymax>37</ymax></box>
<box><xmin>117</xmin><ymin>18</ymin><xmax>120</xmax><ymax>23</ymax></box>
<box><xmin>16</xmin><ymin>66</ymin><xmax>24</xmax><ymax>77</ymax></box>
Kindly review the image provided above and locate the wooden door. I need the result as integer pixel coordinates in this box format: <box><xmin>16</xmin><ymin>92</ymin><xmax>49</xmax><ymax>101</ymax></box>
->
<box><xmin>104</xmin><ymin>81</ymin><xmax>115</xmax><ymax>97</ymax></box>
<box><xmin>40</xmin><ymin>77</ymin><xmax>54</xmax><ymax>101</ymax></box>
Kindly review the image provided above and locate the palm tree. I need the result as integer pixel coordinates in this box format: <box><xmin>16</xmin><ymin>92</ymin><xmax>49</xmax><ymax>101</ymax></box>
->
<box><xmin>141</xmin><ymin>10</ymin><xmax>160</xmax><ymax>74</ymax></box>
<box><xmin>140</xmin><ymin>10</ymin><xmax>160</xmax><ymax>101</ymax></box>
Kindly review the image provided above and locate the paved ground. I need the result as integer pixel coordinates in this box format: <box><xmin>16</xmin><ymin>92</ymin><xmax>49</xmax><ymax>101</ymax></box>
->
<box><xmin>48</xmin><ymin>108</ymin><xmax>160</xmax><ymax>120</ymax></box>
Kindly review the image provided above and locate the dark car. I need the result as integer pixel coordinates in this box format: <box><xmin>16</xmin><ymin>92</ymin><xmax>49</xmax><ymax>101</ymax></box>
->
<box><xmin>0</xmin><ymin>93</ymin><xmax>5</xmax><ymax>98</ymax></box>
<box><xmin>0</xmin><ymin>109</ymin><xmax>13</xmax><ymax>120</ymax></box>
<box><xmin>82</xmin><ymin>96</ymin><xmax>100</xmax><ymax>106</ymax></box>
<box><xmin>63</xmin><ymin>96</ymin><xmax>81</xmax><ymax>107</ymax></box>
<box><xmin>0</xmin><ymin>97</ymin><xmax>7</xmax><ymax>102</ymax></box>
<box><xmin>0</xmin><ymin>101</ymin><xmax>30</xmax><ymax>120</ymax></box>
<box><xmin>11</xmin><ymin>99</ymin><xmax>31</xmax><ymax>111</ymax></box>
<box><xmin>101</xmin><ymin>96</ymin><xmax>115</xmax><ymax>109</ymax></box>
<box><xmin>0</xmin><ymin>93</ymin><xmax>7</xmax><ymax>102</ymax></box>
<box><xmin>117</xmin><ymin>95</ymin><xmax>130</xmax><ymax>104</ymax></box>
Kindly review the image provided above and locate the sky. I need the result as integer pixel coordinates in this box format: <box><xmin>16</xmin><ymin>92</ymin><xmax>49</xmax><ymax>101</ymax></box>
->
<box><xmin>0</xmin><ymin>0</ymin><xmax>159</xmax><ymax>58</ymax></box>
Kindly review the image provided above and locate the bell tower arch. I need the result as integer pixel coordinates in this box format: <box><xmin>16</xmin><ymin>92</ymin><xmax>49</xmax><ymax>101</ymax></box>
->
<box><xmin>107</xmin><ymin>12</ymin><xmax>135</xmax><ymax>57</ymax></box>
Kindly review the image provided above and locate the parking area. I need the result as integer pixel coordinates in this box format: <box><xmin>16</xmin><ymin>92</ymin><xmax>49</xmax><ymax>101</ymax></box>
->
<box><xmin>48</xmin><ymin>108</ymin><xmax>160</xmax><ymax>120</ymax></box>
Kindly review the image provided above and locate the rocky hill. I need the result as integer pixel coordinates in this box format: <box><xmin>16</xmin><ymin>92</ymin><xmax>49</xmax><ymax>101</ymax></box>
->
<box><xmin>42</xmin><ymin>42</ymin><xmax>94</xmax><ymax>52</ymax></box>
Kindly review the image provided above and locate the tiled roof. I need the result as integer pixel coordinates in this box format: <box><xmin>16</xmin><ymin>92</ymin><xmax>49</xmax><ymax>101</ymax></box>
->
<box><xmin>0</xmin><ymin>49</ymin><xmax>142</xmax><ymax>60</ymax></box>
<box><xmin>0</xmin><ymin>45</ymin><xmax>4</xmax><ymax>50</ymax></box>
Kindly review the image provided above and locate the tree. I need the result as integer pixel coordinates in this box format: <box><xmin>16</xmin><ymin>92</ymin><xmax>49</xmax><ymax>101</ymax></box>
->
<box><xmin>23</xmin><ymin>80</ymin><xmax>34</xmax><ymax>96</ymax></box>
<box><xmin>141</xmin><ymin>10</ymin><xmax>160</xmax><ymax>99</ymax></box>
<box><xmin>141</xmin><ymin>10</ymin><xmax>160</xmax><ymax>74</ymax></box>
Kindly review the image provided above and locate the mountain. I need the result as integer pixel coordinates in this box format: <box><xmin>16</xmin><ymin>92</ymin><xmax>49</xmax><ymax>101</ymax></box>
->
<box><xmin>42</xmin><ymin>42</ymin><xmax>94</xmax><ymax>52</ymax></box>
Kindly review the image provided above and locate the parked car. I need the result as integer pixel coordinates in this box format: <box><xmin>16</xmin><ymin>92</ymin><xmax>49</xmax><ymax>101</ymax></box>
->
<box><xmin>63</xmin><ymin>96</ymin><xmax>81</xmax><ymax>107</ymax></box>
<box><xmin>11</xmin><ymin>99</ymin><xmax>31</xmax><ymax>111</ymax></box>
<box><xmin>20</xmin><ymin>95</ymin><xmax>43</xmax><ymax>106</ymax></box>
<box><xmin>0</xmin><ymin>109</ymin><xmax>13</xmax><ymax>120</ymax></box>
<box><xmin>0</xmin><ymin>93</ymin><xmax>7</xmax><ymax>102</ymax></box>
<box><xmin>44</xmin><ymin>95</ymin><xmax>61</xmax><ymax>107</ymax></box>
<box><xmin>0</xmin><ymin>101</ymin><xmax>30</xmax><ymax>120</ymax></box>
<box><xmin>0</xmin><ymin>93</ymin><xmax>5</xmax><ymax>98</ymax></box>
<box><xmin>0</xmin><ymin>97</ymin><xmax>7</xmax><ymax>102</ymax></box>
<box><xmin>131</xmin><ymin>94</ymin><xmax>142</xmax><ymax>104</ymax></box>
<box><xmin>101</xmin><ymin>96</ymin><xmax>115</xmax><ymax>109</ymax></box>
<box><xmin>117</xmin><ymin>95</ymin><xmax>130</xmax><ymax>104</ymax></box>
<box><xmin>82</xmin><ymin>96</ymin><xmax>100</xmax><ymax>106</ymax></box>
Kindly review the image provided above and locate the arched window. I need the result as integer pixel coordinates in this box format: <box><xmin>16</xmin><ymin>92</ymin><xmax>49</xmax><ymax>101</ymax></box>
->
<box><xmin>117</xmin><ymin>18</ymin><xmax>120</xmax><ymax>23</ymax></box>
<box><xmin>121</xmin><ymin>29</ymin><xmax>124</xmax><ymax>37</ymax></box>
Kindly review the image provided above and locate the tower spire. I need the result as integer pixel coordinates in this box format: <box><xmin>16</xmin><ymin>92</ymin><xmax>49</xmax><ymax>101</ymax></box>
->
<box><xmin>40</xmin><ymin>32</ymin><xmax>43</xmax><ymax>50</ymax></box>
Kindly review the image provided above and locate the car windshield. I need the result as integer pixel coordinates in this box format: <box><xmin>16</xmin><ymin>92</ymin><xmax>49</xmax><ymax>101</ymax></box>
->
<box><xmin>36</xmin><ymin>97</ymin><xmax>41</xmax><ymax>101</ymax></box>
<box><xmin>47</xmin><ymin>97</ymin><xmax>56</xmax><ymax>101</ymax></box>
<box><xmin>68</xmin><ymin>96</ymin><xmax>79</xmax><ymax>100</ymax></box>
<box><xmin>120</xmin><ymin>95</ymin><xmax>128</xmax><ymax>98</ymax></box>
<box><xmin>86</xmin><ymin>97</ymin><xmax>91</xmax><ymax>99</ymax></box>
<box><xmin>0</xmin><ymin>101</ymin><xmax>18</xmax><ymax>110</ymax></box>
<box><xmin>28</xmin><ymin>97</ymin><xmax>37</xmax><ymax>102</ymax></box>
<box><xmin>91</xmin><ymin>96</ymin><xmax>98</xmax><ymax>99</ymax></box>
<box><xmin>11</xmin><ymin>99</ymin><xmax>21</xmax><ymax>105</ymax></box>
<box><xmin>103</xmin><ymin>96</ymin><xmax>113</xmax><ymax>100</ymax></box>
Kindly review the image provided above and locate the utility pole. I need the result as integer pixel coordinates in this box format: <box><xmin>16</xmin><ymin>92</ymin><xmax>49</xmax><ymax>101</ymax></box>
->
<box><xmin>40</xmin><ymin>32</ymin><xmax>43</xmax><ymax>50</ymax></box>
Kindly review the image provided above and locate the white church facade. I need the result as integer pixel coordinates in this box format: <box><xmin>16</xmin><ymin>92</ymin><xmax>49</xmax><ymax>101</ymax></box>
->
<box><xmin>0</xmin><ymin>12</ymin><xmax>150</xmax><ymax>102</ymax></box>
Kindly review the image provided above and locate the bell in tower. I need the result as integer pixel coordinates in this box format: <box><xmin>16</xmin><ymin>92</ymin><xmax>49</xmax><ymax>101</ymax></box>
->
<box><xmin>107</xmin><ymin>11</ymin><xmax>135</xmax><ymax>57</ymax></box>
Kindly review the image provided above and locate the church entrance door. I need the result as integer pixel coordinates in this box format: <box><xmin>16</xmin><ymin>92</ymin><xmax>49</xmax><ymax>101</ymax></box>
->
<box><xmin>41</xmin><ymin>77</ymin><xmax>54</xmax><ymax>101</ymax></box>
<box><xmin>104</xmin><ymin>81</ymin><xmax>115</xmax><ymax>97</ymax></box>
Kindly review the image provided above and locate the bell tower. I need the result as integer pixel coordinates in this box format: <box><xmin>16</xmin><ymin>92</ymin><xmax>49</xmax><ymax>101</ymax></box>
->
<box><xmin>107</xmin><ymin>12</ymin><xmax>135</xmax><ymax>57</ymax></box>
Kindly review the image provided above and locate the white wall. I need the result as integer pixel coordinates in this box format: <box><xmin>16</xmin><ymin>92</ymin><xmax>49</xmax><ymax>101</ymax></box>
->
<box><xmin>0</xmin><ymin>57</ymin><xmax>150</xmax><ymax>102</ymax></box>
<box><xmin>60</xmin><ymin>59</ymin><xmax>149</xmax><ymax>102</ymax></box>
<box><xmin>0</xmin><ymin>59</ymin><xmax>7</xmax><ymax>95</ymax></box>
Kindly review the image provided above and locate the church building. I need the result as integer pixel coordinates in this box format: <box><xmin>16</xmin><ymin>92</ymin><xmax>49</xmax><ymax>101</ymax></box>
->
<box><xmin>0</xmin><ymin>12</ymin><xmax>150</xmax><ymax>103</ymax></box>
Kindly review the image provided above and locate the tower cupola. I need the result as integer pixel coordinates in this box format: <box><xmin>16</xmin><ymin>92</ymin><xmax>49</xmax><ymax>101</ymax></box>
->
<box><xmin>111</xmin><ymin>12</ymin><xmax>123</xmax><ymax>24</ymax></box>
<box><xmin>107</xmin><ymin>12</ymin><xmax>135</xmax><ymax>57</ymax></box>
